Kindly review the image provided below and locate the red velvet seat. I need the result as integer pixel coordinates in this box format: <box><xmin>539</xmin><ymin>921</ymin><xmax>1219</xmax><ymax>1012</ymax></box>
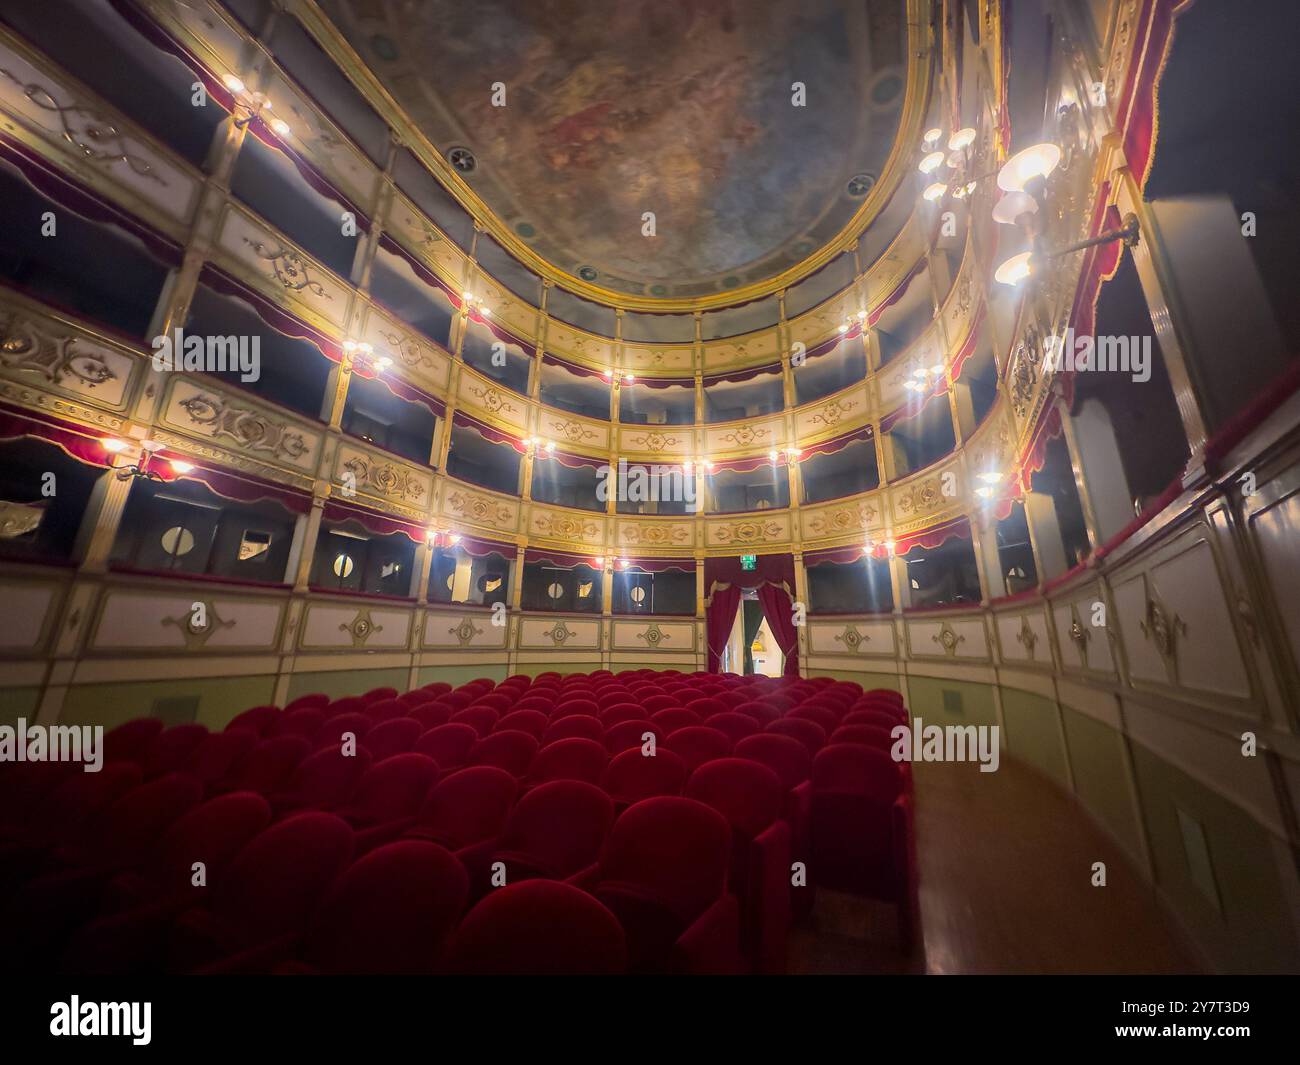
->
<box><xmin>788</xmin><ymin>705</ymin><xmax>839</xmax><ymax>735</ymax></box>
<box><xmin>829</xmin><ymin>724</ymin><xmax>896</xmax><ymax>752</ymax></box>
<box><xmin>810</xmin><ymin>744</ymin><xmax>917</xmax><ymax>949</ymax></box>
<box><xmin>143</xmin><ymin>724</ymin><xmax>209</xmax><ymax>778</ymax></box>
<box><xmin>528</xmin><ymin>738</ymin><xmax>609</xmax><ymax>786</ymax></box>
<box><xmin>684</xmin><ymin>696</ymin><xmax>728</xmax><ymax>718</ymax></box>
<box><xmin>277</xmin><ymin>746</ymin><xmax>373</xmax><ymax>812</ymax></box>
<box><xmin>599</xmin><ymin>748</ymin><xmax>688</xmax><ymax>806</ymax></box>
<box><xmin>493</xmin><ymin>709</ymin><xmax>548</xmax><ymax>739</ymax></box>
<box><xmin>685</xmin><ymin>757</ymin><xmax>791</xmax><ymax>973</ymax></box>
<box><xmin>447</xmin><ymin>880</ymin><xmax>627</xmax><ymax>975</ymax></box>
<box><xmin>397</xmin><ymin>689</ymin><xmax>437</xmax><ymax>708</ymax></box>
<box><xmin>733</xmin><ymin>700</ymin><xmax>781</xmax><ymax>725</ymax></box>
<box><xmin>361</xmin><ymin>687</ymin><xmax>399</xmax><ymax>705</ymax></box>
<box><xmin>364</xmin><ymin>718</ymin><xmax>423</xmax><ymax>761</ymax></box>
<box><xmin>704</xmin><ymin>712</ymin><xmax>760</xmax><ymax>744</ymax></box>
<box><xmin>420</xmin><ymin>682</ymin><xmax>453</xmax><ymax>697</ymax></box>
<box><xmin>290</xmin><ymin>841</ymin><xmax>468</xmax><ymax>975</ymax></box>
<box><xmin>224</xmin><ymin>705</ymin><xmax>279</xmax><ymax>736</ymax></box>
<box><xmin>466</xmin><ymin>730</ymin><xmax>539</xmax><ymax>778</ymax></box>
<box><xmin>415</xmin><ymin>723</ymin><xmax>479</xmax><ymax>770</ymax></box>
<box><xmin>512</xmin><ymin>695</ymin><xmax>555</xmax><ymax>715</ymax></box>
<box><xmin>661</xmin><ymin>726</ymin><xmax>733</xmax><ymax>773</ymax></box>
<box><xmin>844</xmin><ymin>708</ymin><xmax>908</xmax><ymax>729</ymax></box>
<box><xmin>639</xmin><ymin>694</ymin><xmax>681</xmax><ymax>714</ymax></box>
<box><xmin>363</xmin><ymin>698</ymin><xmax>406</xmax><ymax>724</ymax></box>
<box><xmin>343</xmin><ymin>753</ymin><xmax>441</xmax><ymax>828</ymax></box>
<box><xmin>407</xmin><ymin>701</ymin><xmax>454</xmax><ymax>731</ymax></box>
<box><xmin>598</xmin><ymin>703</ymin><xmax>648</xmax><ymax>728</ymax></box>
<box><xmin>274</xmin><ymin>707</ymin><xmax>324</xmax><ymax>741</ymax></box>
<box><xmin>603</xmin><ymin>720</ymin><xmax>663</xmax><ymax>755</ymax></box>
<box><xmin>470</xmin><ymin>693</ymin><xmax>513</xmax><ymax>715</ymax></box>
<box><xmin>410</xmin><ymin>766</ymin><xmax>517</xmax><ymax>852</ymax></box>
<box><xmin>321</xmin><ymin>696</ymin><xmax>365</xmax><ymax>719</ymax></box>
<box><xmin>283</xmin><ymin>693</ymin><xmax>329</xmax><ymax>713</ymax></box>
<box><xmin>102</xmin><ymin>718</ymin><xmax>164</xmax><ymax>765</ymax></box>
<box><xmin>219</xmin><ymin>736</ymin><xmax>309</xmax><ymax>795</ymax></box>
<box><xmin>650</xmin><ymin>707</ymin><xmax>701</xmax><ymax>733</ymax></box>
<box><xmin>313</xmin><ymin>712</ymin><xmax>372</xmax><ymax>752</ymax></box>
<box><xmin>550</xmin><ymin>698</ymin><xmax>599</xmax><ymax>720</ymax></box>
<box><xmin>588</xmin><ymin>797</ymin><xmax>744</xmax><ymax>974</ymax></box>
<box><xmin>486</xmin><ymin>780</ymin><xmax>614</xmax><ymax>890</ymax></box>
<box><xmin>764</xmin><ymin>717</ymin><xmax>827</xmax><ymax>755</ymax></box>
<box><xmin>540</xmin><ymin>715</ymin><xmax>605</xmax><ymax>746</ymax></box>
<box><xmin>169</xmin><ymin>812</ymin><xmax>354</xmax><ymax>972</ymax></box>
<box><xmin>451</xmin><ymin>706</ymin><xmax>500</xmax><ymax>738</ymax></box>
<box><xmin>188</xmin><ymin>729</ymin><xmax>259</xmax><ymax>792</ymax></box>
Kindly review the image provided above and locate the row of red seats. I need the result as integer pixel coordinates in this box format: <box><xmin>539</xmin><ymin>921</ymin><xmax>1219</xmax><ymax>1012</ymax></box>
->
<box><xmin>0</xmin><ymin>670</ymin><xmax>917</xmax><ymax>973</ymax></box>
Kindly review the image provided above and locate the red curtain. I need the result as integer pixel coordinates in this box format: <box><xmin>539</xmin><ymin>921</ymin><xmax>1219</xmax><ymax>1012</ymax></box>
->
<box><xmin>706</xmin><ymin>583</ymin><xmax>742</xmax><ymax>674</ymax></box>
<box><xmin>756</xmin><ymin>583</ymin><xmax>800</xmax><ymax>678</ymax></box>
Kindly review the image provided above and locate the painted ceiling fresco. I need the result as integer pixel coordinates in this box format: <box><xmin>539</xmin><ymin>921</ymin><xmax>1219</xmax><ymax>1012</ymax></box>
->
<box><xmin>322</xmin><ymin>0</ymin><xmax>908</xmax><ymax>300</ymax></box>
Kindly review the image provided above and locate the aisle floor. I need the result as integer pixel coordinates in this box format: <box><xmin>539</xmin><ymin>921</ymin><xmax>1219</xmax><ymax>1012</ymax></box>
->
<box><xmin>789</xmin><ymin>758</ymin><xmax>1200</xmax><ymax>974</ymax></box>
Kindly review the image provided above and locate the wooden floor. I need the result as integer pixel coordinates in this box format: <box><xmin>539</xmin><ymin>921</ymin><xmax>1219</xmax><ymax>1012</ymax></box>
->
<box><xmin>789</xmin><ymin>757</ymin><xmax>1200</xmax><ymax>974</ymax></box>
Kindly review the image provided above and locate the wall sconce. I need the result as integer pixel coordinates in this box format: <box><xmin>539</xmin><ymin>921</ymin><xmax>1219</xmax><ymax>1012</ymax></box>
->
<box><xmin>461</xmin><ymin>292</ymin><xmax>491</xmax><ymax>316</ymax></box>
<box><xmin>903</xmin><ymin>360</ymin><xmax>947</xmax><ymax>392</ymax></box>
<box><xmin>105</xmin><ymin>438</ymin><xmax>192</xmax><ymax>482</ymax></box>
<box><xmin>525</xmin><ymin>437</ymin><xmax>556</xmax><ymax>455</ymax></box>
<box><xmin>223</xmin><ymin>74</ymin><xmax>289</xmax><ymax>135</ymax></box>
<box><xmin>427</xmin><ymin>529</ymin><xmax>462</xmax><ymax>548</ymax></box>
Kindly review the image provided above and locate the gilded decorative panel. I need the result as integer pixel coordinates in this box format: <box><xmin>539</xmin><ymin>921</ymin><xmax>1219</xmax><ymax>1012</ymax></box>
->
<box><xmin>905</xmin><ymin>615</ymin><xmax>989</xmax><ymax>661</ymax></box>
<box><xmin>535</xmin><ymin>409</ymin><xmax>609</xmax><ymax>451</ymax></box>
<box><xmin>617</xmin><ymin>425</ymin><xmax>692</xmax><ymax>458</ymax></box>
<box><xmin>517</xmin><ymin>614</ymin><xmax>601</xmax><ymax>651</ymax></box>
<box><xmin>614</xmin><ymin>517</ymin><xmax>696</xmax><ymax>551</ymax></box>
<box><xmin>701</xmin><ymin>330</ymin><xmax>782</xmax><ymax>373</ymax></box>
<box><xmin>793</xmin><ymin>382</ymin><xmax>870</xmax><ymax>442</ymax></box>
<box><xmin>456</xmin><ymin>367</ymin><xmax>529</xmax><ymax>434</ymax></box>
<box><xmin>799</xmin><ymin>495</ymin><xmax>884</xmax><ymax>544</ymax></box>
<box><xmin>333</xmin><ymin>441</ymin><xmax>433</xmax><ymax>515</ymax></box>
<box><xmin>439</xmin><ymin>483</ymin><xmax>520</xmax><ymax>533</ymax></box>
<box><xmin>299</xmin><ymin>602</ymin><xmax>411</xmax><ymax>650</ymax></box>
<box><xmin>422</xmin><ymin>611</ymin><xmax>508</xmax><ymax>650</ymax></box>
<box><xmin>610</xmin><ymin>619</ymin><xmax>697</xmax><ymax>652</ymax></box>
<box><xmin>359</xmin><ymin>304</ymin><xmax>452</xmax><ymax>394</ymax></box>
<box><xmin>703</xmin><ymin>416</ymin><xmax>784</xmax><ymax>456</ymax></box>
<box><xmin>527</xmin><ymin>505</ymin><xmax>604</xmax><ymax>546</ymax></box>
<box><xmin>90</xmin><ymin>590</ymin><xmax>284</xmax><ymax>653</ymax></box>
<box><xmin>807</xmin><ymin>618</ymin><xmax>896</xmax><ymax>658</ymax></box>
<box><xmin>704</xmin><ymin>512</ymin><xmax>791</xmax><ymax>548</ymax></box>
<box><xmin>621</xmin><ymin>341</ymin><xmax>695</xmax><ymax>374</ymax></box>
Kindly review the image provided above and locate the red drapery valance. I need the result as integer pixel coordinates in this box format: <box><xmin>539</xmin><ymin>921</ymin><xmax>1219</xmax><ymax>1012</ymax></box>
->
<box><xmin>200</xmin><ymin>265</ymin><xmax>344</xmax><ymax>363</ymax></box>
<box><xmin>451</xmin><ymin>411</ymin><xmax>528</xmax><ymax>454</ymax></box>
<box><xmin>0</xmin><ymin>403</ymin><xmax>118</xmax><ymax>467</ymax></box>
<box><xmin>322</xmin><ymin>499</ymin><xmax>427</xmax><ymax>542</ymax></box>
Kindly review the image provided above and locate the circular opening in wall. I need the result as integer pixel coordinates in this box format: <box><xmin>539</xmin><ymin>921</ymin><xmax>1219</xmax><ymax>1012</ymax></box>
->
<box><xmin>333</xmin><ymin>553</ymin><xmax>355</xmax><ymax>579</ymax></box>
<box><xmin>447</xmin><ymin>146</ymin><xmax>477</xmax><ymax>174</ymax></box>
<box><xmin>577</xmin><ymin>266</ymin><xmax>598</xmax><ymax>282</ymax></box>
<box><xmin>160</xmin><ymin>526</ymin><xmax>195</xmax><ymax>557</ymax></box>
<box><xmin>847</xmin><ymin>172</ymin><xmax>878</xmax><ymax>198</ymax></box>
<box><xmin>547</xmin><ymin>582</ymin><xmax>564</xmax><ymax>599</ymax></box>
<box><xmin>630</xmin><ymin>585</ymin><xmax>646</xmax><ymax>604</ymax></box>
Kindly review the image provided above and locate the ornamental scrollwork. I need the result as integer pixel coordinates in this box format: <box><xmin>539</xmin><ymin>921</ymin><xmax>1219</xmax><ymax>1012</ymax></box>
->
<box><xmin>0</xmin><ymin>312</ymin><xmax>119</xmax><ymax>391</ymax></box>
<box><xmin>178</xmin><ymin>392</ymin><xmax>310</xmax><ymax>463</ymax></box>
<box><xmin>242</xmin><ymin>238</ymin><xmax>331</xmax><ymax>298</ymax></box>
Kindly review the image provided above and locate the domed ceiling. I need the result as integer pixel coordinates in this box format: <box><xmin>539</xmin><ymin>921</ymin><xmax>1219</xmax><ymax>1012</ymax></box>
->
<box><xmin>319</xmin><ymin>0</ymin><xmax>910</xmax><ymax>301</ymax></box>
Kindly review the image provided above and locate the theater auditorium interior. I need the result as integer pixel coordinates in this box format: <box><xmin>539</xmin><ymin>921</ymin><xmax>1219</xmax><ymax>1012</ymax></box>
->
<box><xmin>0</xmin><ymin>0</ymin><xmax>1296</xmax><ymax>982</ymax></box>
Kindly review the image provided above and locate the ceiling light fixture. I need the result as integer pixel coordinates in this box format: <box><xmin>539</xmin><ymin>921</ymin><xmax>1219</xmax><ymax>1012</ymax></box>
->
<box><xmin>918</xmin><ymin>150</ymin><xmax>946</xmax><ymax>175</ymax></box>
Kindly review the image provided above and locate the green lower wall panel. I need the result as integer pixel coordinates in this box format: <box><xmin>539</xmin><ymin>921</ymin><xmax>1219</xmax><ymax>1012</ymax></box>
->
<box><xmin>1060</xmin><ymin>705</ymin><xmax>1145</xmax><ymax>862</ymax></box>
<box><xmin>416</xmin><ymin>663</ymin><xmax>509</xmax><ymax>688</ymax></box>
<box><xmin>904</xmin><ymin>674</ymin><xmax>996</xmax><ymax>729</ymax></box>
<box><xmin>58</xmin><ymin>675</ymin><xmax>277</xmax><ymax>731</ymax></box>
<box><xmin>805</xmin><ymin>667</ymin><xmax>903</xmax><ymax>695</ymax></box>
<box><xmin>999</xmin><ymin>687</ymin><xmax>1070</xmax><ymax>789</ymax></box>
<box><xmin>1128</xmin><ymin>740</ymin><xmax>1300</xmax><ymax>973</ymax></box>
<box><xmin>511</xmin><ymin>662</ymin><xmax>602</xmax><ymax>678</ymax></box>
<box><xmin>285</xmin><ymin>668</ymin><xmax>413</xmax><ymax>704</ymax></box>
<box><xmin>0</xmin><ymin>686</ymin><xmax>41</xmax><ymax>728</ymax></box>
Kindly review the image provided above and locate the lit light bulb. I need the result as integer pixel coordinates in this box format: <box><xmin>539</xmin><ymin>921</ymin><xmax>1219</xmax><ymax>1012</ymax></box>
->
<box><xmin>768</xmin><ymin>450</ymin><xmax>779</xmax><ymax>462</ymax></box>
<box><xmin>992</xmin><ymin>190</ymin><xmax>1039</xmax><ymax>225</ymax></box>
<box><xmin>997</xmin><ymin>142</ymin><xmax>1062</xmax><ymax>192</ymax></box>
<box><xmin>994</xmin><ymin>252</ymin><xmax>1035</xmax><ymax>287</ymax></box>
<box><xmin>223</xmin><ymin>74</ymin><xmax>245</xmax><ymax>94</ymax></box>
<box><xmin>102</xmin><ymin>438</ymin><xmax>128</xmax><ymax>453</ymax></box>
<box><xmin>449</xmin><ymin>533</ymin><xmax>461</xmax><ymax>545</ymax></box>
<box><xmin>375</xmin><ymin>356</ymin><xmax>392</xmax><ymax>371</ymax></box>
<box><xmin>979</xmin><ymin>470</ymin><xmax>1003</xmax><ymax>484</ymax></box>
<box><xmin>922</xmin><ymin>182</ymin><xmax>946</xmax><ymax>202</ymax></box>
<box><xmin>922</xmin><ymin>128</ymin><xmax>942</xmax><ymax>148</ymax></box>
<box><xmin>948</xmin><ymin>127</ymin><xmax>976</xmax><ymax>151</ymax></box>
<box><xmin>170</xmin><ymin>459</ymin><xmax>195</xmax><ymax>474</ymax></box>
<box><xmin>918</xmin><ymin>151</ymin><xmax>945</xmax><ymax>175</ymax></box>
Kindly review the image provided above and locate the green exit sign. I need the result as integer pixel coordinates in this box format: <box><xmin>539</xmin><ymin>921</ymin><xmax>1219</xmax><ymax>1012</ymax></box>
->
<box><xmin>740</xmin><ymin>555</ymin><xmax>757</xmax><ymax>571</ymax></box>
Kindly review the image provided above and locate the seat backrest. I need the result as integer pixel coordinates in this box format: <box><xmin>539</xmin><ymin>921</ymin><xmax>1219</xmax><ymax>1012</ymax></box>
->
<box><xmin>290</xmin><ymin>746</ymin><xmax>374</xmax><ymax>808</ymax></box>
<box><xmin>684</xmin><ymin>696</ymin><xmax>728</xmax><ymax>718</ymax></box>
<box><xmin>649</xmin><ymin>707</ymin><xmax>701</xmax><ymax>733</ymax></box>
<box><xmin>80</xmin><ymin>771</ymin><xmax>204</xmax><ymax>862</ymax></box>
<box><xmin>38</xmin><ymin>762</ymin><xmax>142</xmax><ymax>839</ymax></box>
<box><xmin>685</xmin><ymin>758</ymin><xmax>784</xmax><ymax>839</ymax></box>
<box><xmin>812</xmin><ymin>744</ymin><xmax>903</xmax><ymax>803</ymax></box>
<box><xmin>843</xmin><ymin>708</ymin><xmax>907</xmax><ymax>729</ymax></box>
<box><xmin>495</xmin><ymin>780</ymin><xmax>614</xmax><ymax>876</ymax></box>
<box><xmin>829</xmin><ymin>724</ymin><xmax>896</xmax><ymax>753</ymax></box>
<box><xmin>661</xmin><ymin>726</ymin><xmax>733</xmax><ymax>773</ymax></box>
<box><xmin>598</xmin><ymin>797</ymin><xmax>731</xmax><ymax>920</ymax></box>
<box><xmin>361</xmin><ymin>687</ymin><xmax>399</xmax><ymax>705</ymax></box>
<box><xmin>304</xmin><ymin>841</ymin><xmax>468</xmax><ymax>974</ymax></box>
<box><xmin>733</xmin><ymin>733</ymin><xmax>812</xmax><ymax>791</ymax></box>
<box><xmin>142</xmin><ymin>724</ymin><xmax>210</xmax><ymax>778</ymax></box>
<box><xmin>528</xmin><ymin>738</ymin><xmax>609</xmax><ymax>786</ymax></box>
<box><xmin>450</xmin><ymin>706</ymin><xmax>500</xmax><ymax>737</ymax></box>
<box><xmin>283</xmin><ymin>693</ymin><xmax>329</xmax><ymax>713</ymax></box>
<box><xmin>397</xmin><ymin>689</ymin><xmax>437</xmax><ymax>708</ymax></box>
<box><xmin>414</xmin><ymin>723</ymin><xmax>479</xmax><ymax>769</ymax></box>
<box><xmin>322</xmin><ymin>696</ymin><xmax>365</xmax><ymax>719</ymax></box>
<box><xmin>603</xmin><ymin>720</ymin><xmax>662</xmax><ymax>755</ymax></box>
<box><xmin>639</xmin><ymin>694</ymin><xmax>681</xmax><ymax>714</ymax></box>
<box><xmin>599</xmin><ymin>748</ymin><xmax>687</xmax><ymax>804</ymax></box>
<box><xmin>216</xmin><ymin>812</ymin><xmax>354</xmax><ymax>938</ymax></box>
<box><xmin>788</xmin><ymin>705</ymin><xmax>839</xmax><ymax>734</ymax></box>
<box><xmin>102</xmin><ymin>718</ymin><xmax>164</xmax><ymax>764</ymax></box>
<box><xmin>190</xmin><ymin>728</ymin><xmax>259</xmax><ymax>788</ymax></box>
<box><xmin>231</xmin><ymin>736</ymin><xmax>310</xmax><ymax>793</ymax></box>
<box><xmin>493</xmin><ymin>709</ymin><xmax>548</xmax><ymax>739</ymax></box>
<box><xmin>598</xmin><ymin>703</ymin><xmax>647</xmax><ymax>728</ymax></box>
<box><xmin>224</xmin><ymin>705</ymin><xmax>280</xmax><ymax>736</ymax></box>
<box><xmin>364</xmin><ymin>698</ymin><xmax>406</xmax><ymax>724</ymax></box>
<box><xmin>364</xmin><ymin>718</ymin><xmax>423</xmax><ymax>761</ymax></box>
<box><xmin>466</xmin><ymin>730</ymin><xmax>539</xmax><ymax>777</ymax></box>
<box><xmin>147</xmin><ymin>791</ymin><xmax>272</xmax><ymax>893</ymax></box>
<box><xmin>764</xmin><ymin>717</ymin><xmax>827</xmax><ymax>755</ymax></box>
<box><xmin>407</xmin><ymin>701</ymin><xmax>453</xmax><ymax>731</ymax></box>
<box><xmin>540</xmin><ymin>714</ymin><xmax>605</xmax><ymax>746</ymax></box>
<box><xmin>446</xmin><ymin>880</ymin><xmax>626</xmax><ymax>975</ymax></box>
<box><xmin>703</xmin><ymin>712</ymin><xmax>759</xmax><ymax>744</ymax></box>
<box><xmin>352</xmin><ymin>753</ymin><xmax>440</xmax><ymax>822</ymax></box>
<box><xmin>551</xmin><ymin>697</ymin><xmax>599</xmax><ymax>720</ymax></box>
<box><xmin>314</xmin><ymin>712</ymin><xmax>372</xmax><ymax>751</ymax></box>
<box><xmin>418</xmin><ymin>765</ymin><xmax>517</xmax><ymax>849</ymax></box>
